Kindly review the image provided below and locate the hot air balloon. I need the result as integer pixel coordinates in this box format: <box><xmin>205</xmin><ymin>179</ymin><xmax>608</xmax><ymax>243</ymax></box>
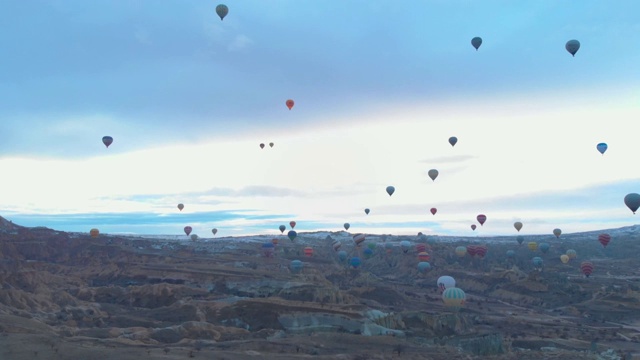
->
<box><xmin>560</xmin><ymin>254</ymin><xmax>569</xmax><ymax>264</ymax></box>
<box><xmin>364</xmin><ymin>208</ymin><xmax>370</xmax><ymax>215</ymax></box>
<box><xmin>286</xmin><ymin>99</ymin><xmax>294</xmax><ymax>110</ymax></box>
<box><xmin>332</xmin><ymin>240</ymin><xmax>342</xmax><ymax>251</ymax></box>
<box><xmin>290</xmin><ymin>260</ymin><xmax>303</xmax><ymax>273</ymax></box>
<box><xmin>363</xmin><ymin>248</ymin><xmax>374</xmax><ymax>259</ymax></box>
<box><xmin>418</xmin><ymin>252</ymin><xmax>430</xmax><ymax>262</ymax></box>
<box><xmin>367</xmin><ymin>242</ymin><xmax>377</xmax><ymax>251</ymax></box>
<box><xmin>442</xmin><ymin>287</ymin><xmax>466</xmax><ymax>311</ymax></box>
<box><xmin>90</xmin><ymin>228</ymin><xmax>99</xmax><ymax>238</ymax></box>
<box><xmin>190</xmin><ymin>234</ymin><xmax>198</xmax><ymax>241</ymax></box>
<box><xmin>596</xmin><ymin>143</ymin><xmax>607</xmax><ymax>155</ymax></box>
<box><xmin>416</xmin><ymin>243</ymin><xmax>427</xmax><ymax>253</ymax></box>
<box><xmin>290</xmin><ymin>221</ymin><xmax>296</xmax><ymax>229</ymax></box>
<box><xmin>477</xmin><ymin>214</ymin><xmax>487</xmax><ymax>226</ymax></box>
<box><xmin>566</xmin><ymin>249</ymin><xmax>577</xmax><ymax>259</ymax></box>
<box><xmin>102</xmin><ymin>136</ymin><xmax>113</xmax><ymax>148</ymax></box>
<box><xmin>428</xmin><ymin>169</ymin><xmax>439</xmax><ymax>181</ymax></box>
<box><xmin>528</xmin><ymin>242</ymin><xmax>538</xmax><ymax>252</ymax></box>
<box><xmin>418</xmin><ymin>262</ymin><xmax>431</xmax><ymax>273</ymax></box>
<box><xmin>516</xmin><ymin>235</ymin><xmax>524</xmax><ymax>245</ymax></box>
<box><xmin>565</xmin><ymin>39</ymin><xmax>580</xmax><ymax>57</ymax></box>
<box><xmin>353</xmin><ymin>234</ymin><xmax>365</xmax><ymax>246</ymax></box>
<box><xmin>212</xmin><ymin>228</ymin><xmax>218</xmax><ymax>236</ymax></box>
<box><xmin>350</xmin><ymin>257</ymin><xmax>362</xmax><ymax>268</ymax></box>
<box><xmin>475</xmin><ymin>245</ymin><xmax>487</xmax><ymax>258</ymax></box>
<box><xmin>343</xmin><ymin>223</ymin><xmax>350</xmax><ymax>231</ymax></box>
<box><xmin>624</xmin><ymin>193</ymin><xmax>640</xmax><ymax>214</ymax></box>
<box><xmin>400</xmin><ymin>240</ymin><xmax>411</xmax><ymax>253</ymax></box>
<box><xmin>532</xmin><ymin>256</ymin><xmax>543</xmax><ymax>268</ymax></box>
<box><xmin>506</xmin><ymin>250</ymin><xmax>515</xmax><ymax>258</ymax></box>
<box><xmin>287</xmin><ymin>230</ymin><xmax>297</xmax><ymax>241</ymax></box>
<box><xmin>598</xmin><ymin>233</ymin><xmax>611</xmax><ymax>248</ymax></box>
<box><xmin>262</xmin><ymin>242</ymin><xmax>275</xmax><ymax>257</ymax></box>
<box><xmin>269</xmin><ymin>142</ymin><xmax>274</xmax><ymax>148</ymax></box>
<box><xmin>384</xmin><ymin>242</ymin><xmax>394</xmax><ymax>254</ymax></box>
<box><xmin>437</xmin><ymin>276</ymin><xmax>456</xmax><ymax>292</ymax></box>
<box><xmin>272</xmin><ymin>238</ymin><xmax>278</xmax><ymax>246</ymax></box>
<box><xmin>386</xmin><ymin>186</ymin><xmax>395</xmax><ymax>196</ymax></box>
<box><xmin>338</xmin><ymin>250</ymin><xmax>347</xmax><ymax>262</ymax></box>
<box><xmin>215</xmin><ymin>4</ymin><xmax>228</xmax><ymax>20</ymax></box>
<box><xmin>471</xmin><ymin>224</ymin><xmax>477</xmax><ymax>231</ymax></box>
<box><xmin>177</xmin><ymin>203</ymin><xmax>184</xmax><ymax>211</ymax></box>
<box><xmin>471</xmin><ymin>37</ymin><xmax>482</xmax><ymax>50</ymax></box>
<box><xmin>304</xmin><ymin>246</ymin><xmax>314</xmax><ymax>257</ymax></box>
<box><xmin>539</xmin><ymin>242</ymin><xmax>550</xmax><ymax>254</ymax></box>
<box><xmin>553</xmin><ymin>228</ymin><xmax>562</xmax><ymax>238</ymax></box>
<box><xmin>260</xmin><ymin>143</ymin><xmax>265</xmax><ymax>149</ymax></box>
<box><xmin>279</xmin><ymin>225</ymin><xmax>286</xmax><ymax>233</ymax></box>
<box><xmin>580</xmin><ymin>261</ymin><xmax>594</xmax><ymax>277</ymax></box>
<box><xmin>514</xmin><ymin>221</ymin><xmax>523</xmax><ymax>232</ymax></box>
<box><xmin>455</xmin><ymin>246</ymin><xmax>467</xmax><ymax>257</ymax></box>
<box><xmin>430</xmin><ymin>207</ymin><xmax>437</xmax><ymax>215</ymax></box>
<box><xmin>466</xmin><ymin>245</ymin><xmax>478</xmax><ymax>257</ymax></box>
<box><xmin>184</xmin><ymin>226</ymin><xmax>192</xmax><ymax>236</ymax></box>
<box><xmin>448</xmin><ymin>136</ymin><xmax>458</xmax><ymax>147</ymax></box>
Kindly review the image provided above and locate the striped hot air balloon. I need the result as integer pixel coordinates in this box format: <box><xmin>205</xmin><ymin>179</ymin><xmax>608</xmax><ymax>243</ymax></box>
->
<box><xmin>466</xmin><ymin>245</ymin><xmax>478</xmax><ymax>257</ymax></box>
<box><xmin>598</xmin><ymin>233</ymin><xmax>611</xmax><ymax>248</ymax></box>
<box><xmin>475</xmin><ymin>245</ymin><xmax>487</xmax><ymax>258</ymax></box>
<box><xmin>418</xmin><ymin>252</ymin><xmax>430</xmax><ymax>262</ymax></box>
<box><xmin>566</xmin><ymin>249</ymin><xmax>577</xmax><ymax>259</ymax></box>
<box><xmin>442</xmin><ymin>287</ymin><xmax>466</xmax><ymax>310</ymax></box>
<box><xmin>416</xmin><ymin>243</ymin><xmax>427</xmax><ymax>253</ymax></box>
<box><xmin>580</xmin><ymin>261</ymin><xmax>594</xmax><ymax>277</ymax></box>
<box><xmin>303</xmin><ymin>246</ymin><xmax>314</xmax><ymax>257</ymax></box>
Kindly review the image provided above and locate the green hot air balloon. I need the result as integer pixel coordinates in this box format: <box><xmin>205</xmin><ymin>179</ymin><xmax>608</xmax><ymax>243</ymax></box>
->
<box><xmin>216</xmin><ymin>4</ymin><xmax>229</xmax><ymax>20</ymax></box>
<box><xmin>624</xmin><ymin>193</ymin><xmax>640</xmax><ymax>214</ymax></box>
<box><xmin>442</xmin><ymin>287</ymin><xmax>466</xmax><ymax>311</ymax></box>
<box><xmin>287</xmin><ymin>230</ymin><xmax>297</xmax><ymax>241</ymax></box>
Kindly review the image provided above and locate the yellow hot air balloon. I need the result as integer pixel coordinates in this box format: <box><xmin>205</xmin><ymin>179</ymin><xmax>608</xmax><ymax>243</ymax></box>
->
<box><xmin>527</xmin><ymin>241</ymin><xmax>538</xmax><ymax>251</ymax></box>
<box><xmin>560</xmin><ymin>254</ymin><xmax>569</xmax><ymax>264</ymax></box>
<box><xmin>90</xmin><ymin>228</ymin><xmax>99</xmax><ymax>238</ymax></box>
<box><xmin>442</xmin><ymin>287</ymin><xmax>466</xmax><ymax>311</ymax></box>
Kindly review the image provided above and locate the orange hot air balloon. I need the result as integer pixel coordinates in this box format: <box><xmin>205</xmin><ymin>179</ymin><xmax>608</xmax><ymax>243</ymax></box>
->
<box><xmin>177</xmin><ymin>203</ymin><xmax>184</xmax><ymax>211</ymax></box>
<box><xmin>286</xmin><ymin>99</ymin><xmax>294</xmax><ymax>110</ymax></box>
<box><xmin>289</xmin><ymin>221</ymin><xmax>296</xmax><ymax>229</ymax></box>
<box><xmin>418</xmin><ymin>252</ymin><xmax>430</xmax><ymax>262</ymax></box>
<box><xmin>90</xmin><ymin>228</ymin><xmax>99</xmax><ymax>238</ymax></box>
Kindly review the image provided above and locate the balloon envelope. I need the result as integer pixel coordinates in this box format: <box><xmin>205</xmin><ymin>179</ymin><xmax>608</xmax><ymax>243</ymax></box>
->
<box><xmin>565</xmin><ymin>39</ymin><xmax>580</xmax><ymax>56</ymax></box>
<box><xmin>477</xmin><ymin>214</ymin><xmax>487</xmax><ymax>225</ymax></box>
<box><xmin>624</xmin><ymin>193</ymin><xmax>640</xmax><ymax>214</ymax></box>
<box><xmin>471</xmin><ymin>37</ymin><xmax>482</xmax><ymax>50</ymax></box>
<box><xmin>343</xmin><ymin>223</ymin><xmax>350</xmax><ymax>231</ymax></box>
<box><xmin>596</xmin><ymin>143</ymin><xmax>607</xmax><ymax>155</ymax></box>
<box><xmin>553</xmin><ymin>228</ymin><xmax>562</xmax><ymax>238</ymax></box>
<box><xmin>102</xmin><ymin>136</ymin><xmax>113</xmax><ymax>148</ymax></box>
<box><xmin>430</xmin><ymin>207</ymin><xmax>437</xmax><ymax>215</ymax></box>
<box><xmin>212</xmin><ymin>228</ymin><xmax>218</xmax><ymax>236</ymax></box>
<box><xmin>560</xmin><ymin>254</ymin><xmax>569</xmax><ymax>264</ymax></box>
<box><xmin>290</xmin><ymin>221</ymin><xmax>296</xmax><ymax>229</ymax></box>
<box><xmin>279</xmin><ymin>225</ymin><xmax>286</xmax><ymax>233</ymax></box>
<box><xmin>418</xmin><ymin>262</ymin><xmax>431</xmax><ymax>273</ymax></box>
<box><xmin>471</xmin><ymin>224</ymin><xmax>477</xmax><ymax>231</ymax></box>
<box><xmin>598</xmin><ymin>233</ymin><xmax>611</xmax><ymax>247</ymax></box>
<box><xmin>177</xmin><ymin>203</ymin><xmax>184</xmax><ymax>211</ymax></box>
<box><xmin>428</xmin><ymin>169</ymin><xmax>439</xmax><ymax>181</ymax></box>
<box><xmin>216</xmin><ymin>4</ymin><xmax>228</xmax><ymax>20</ymax></box>
<box><xmin>287</xmin><ymin>230</ymin><xmax>297</xmax><ymax>241</ymax></box>
<box><xmin>437</xmin><ymin>276</ymin><xmax>455</xmax><ymax>292</ymax></box>
<box><xmin>90</xmin><ymin>228</ymin><xmax>99</xmax><ymax>238</ymax></box>
<box><xmin>184</xmin><ymin>226</ymin><xmax>192</xmax><ymax>236</ymax></box>
<box><xmin>442</xmin><ymin>287</ymin><xmax>466</xmax><ymax>310</ymax></box>
<box><xmin>364</xmin><ymin>208</ymin><xmax>370</xmax><ymax>215</ymax></box>
<box><xmin>286</xmin><ymin>99</ymin><xmax>294</xmax><ymax>110</ymax></box>
<box><xmin>260</xmin><ymin>143</ymin><xmax>265</xmax><ymax>149</ymax></box>
<box><xmin>386</xmin><ymin>186</ymin><xmax>395</xmax><ymax>196</ymax></box>
<box><xmin>269</xmin><ymin>142</ymin><xmax>274</xmax><ymax>148</ymax></box>
<box><xmin>290</xmin><ymin>260</ymin><xmax>303</xmax><ymax>273</ymax></box>
<box><xmin>448</xmin><ymin>136</ymin><xmax>458</xmax><ymax>147</ymax></box>
<box><xmin>514</xmin><ymin>221</ymin><xmax>523</xmax><ymax>232</ymax></box>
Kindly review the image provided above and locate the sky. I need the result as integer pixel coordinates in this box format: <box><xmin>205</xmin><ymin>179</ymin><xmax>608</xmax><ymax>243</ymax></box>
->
<box><xmin>1</xmin><ymin>0</ymin><xmax>640</xmax><ymax>238</ymax></box>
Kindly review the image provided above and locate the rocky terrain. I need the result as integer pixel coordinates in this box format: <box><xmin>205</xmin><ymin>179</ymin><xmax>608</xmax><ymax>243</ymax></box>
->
<box><xmin>1</xmin><ymin>216</ymin><xmax>639</xmax><ymax>359</ymax></box>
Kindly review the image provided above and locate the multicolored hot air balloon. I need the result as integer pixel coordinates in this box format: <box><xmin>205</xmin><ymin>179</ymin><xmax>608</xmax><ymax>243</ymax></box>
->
<box><xmin>580</xmin><ymin>261</ymin><xmax>594</xmax><ymax>277</ymax></box>
<box><xmin>475</xmin><ymin>245</ymin><xmax>487</xmax><ymax>258</ymax></box>
<box><xmin>279</xmin><ymin>225</ymin><xmax>286</xmax><ymax>233</ymax></box>
<box><xmin>430</xmin><ymin>207</ymin><xmax>437</xmax><ymax>215</ymax></box>
<box><xmin>416</xmin><ymin>243</ymin><xmax>427</xmax><ymax>253</ymax></box>
<box><xmin>553</xmin><ymin>228</ymin><xmax>562</xmax><ymax>238</ymax></box>
<box><xmin>471</xmin><ymin>37</ymin><xmax>482</xmax><ymax>50</ymax></box>
<box><xmin>332</xmin><ymin>239</ymin><xmax>342</xmax><ymax>252</ymax></box>
<box><xmin>624</xmin><ymin>193</ymin><xmax>640</xmax><ymax>214</ymax></box>
<box><xmin>448</xmin><ymin>136</ymin><xmax>458</xmax><ymax>147</ymax></box>
<box><xmin>286</xmin><ymin>99</ymin><xmax>294</xmax><ymax>110</ymax></box>
<box><xmin>514</xmin><ymin>221</ymin><xmax>523</xmax><ymax>232</ymax></box>
<box><xmin>428</xmin><ymin>169</ymin><xmax>439</xmax><ymax>181</ymax></box>
<box><xmin>566</xmin><ymin>249</ymin><xmax>577</xmax><ymax>259</ymax></box>
<box><xmin>596</xmin><ymin>143</ymin><xmax>608</xmax><ymax>155</ymax></box>
<box><xmin>216</xmin><ymin>4</ymin><xmax>228</xmax><ymax>20</ymax></box>
<box><xmin>437</xmin><ymin>276</ymin><xmax>455</xmax><ymax>292</ymax></box>
<box><xmin>467</xmin><ymin>245</ymin><xmax>477</xmax><ymax>257</ymax></box>
<box><xmin>272</xmin><ymin>238</ymin><xmax>278</xmax><ymax>246</ymax></box>
<box><xmin>102</xmin><ymin>136</ymin><xmax>113</xmax><ymax>148</ymax></box>
<box><xmin>184</xmin><ymin>226</ymin><xmax>192</xmax><ymax>236</ymax></box>
<box><xmin>477</xmin><ymin>214</ymin><xmax>487</xmax><ymax>226</ymax></box>
<box><xmin>177</xmin><ymin>203</ymin><xmax>184</xmax><ymax>211</ymax></box>
<box><xmin>400</xmin><ymin>240</ymin><xmax>411</xmax><ymax>253</ymax></box>
<box><xmin>343</xmin><ymin>223</ymin><xmax>350</xmax><ymax>231</ymax></box>
<box><xmin>418</xmin><ymin>252</ymin><xmax>430</xmax><ymax>262</ymax></box>
<box><xmin>455</xmin><ymin>246</ymin><xmax>467</xmax><ymax>257</ymax></box>
<box><xmin>565</xmin><ymin>39</ymin><xmax>580</xmax><ymax>57</ymax></box>
<box><xmin>442</xmin><ymin>287</ymin><xmax>466</xmax><ymax>311</ymax></box>
<box><xmin>287</xmin><ymin>230</ymin><xmax>297</xmax><ymax>241</ymax></box>
<box><xmin>386</xmin><ymin>186</ymin><xmax>395</xmax><ymax>196</ymax></box>
<box><xmin>598</xmin><ymin>233</ymin><xmax>611</xmax><ymax>248</ymax></box>
<box><xmin>364</xmin><ymin>208</ymin><xmax>370</xmax><ymax>215</ymax></box>
<box><xmin>90</xmin><ymin>228</ymin><xmax>99</xmax><ymax>238</ymax></box>
<box><xmin>532</xmin><ymin>256</ymin><xmax>543</xmax><ymax>268</ymax></box>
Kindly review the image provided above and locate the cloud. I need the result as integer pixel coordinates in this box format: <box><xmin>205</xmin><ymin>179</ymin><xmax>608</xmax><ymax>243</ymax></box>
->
<box><xmin>228</xmin><ymin>34</ymin><xmax>252</xmax><ymax>52</ymax></box>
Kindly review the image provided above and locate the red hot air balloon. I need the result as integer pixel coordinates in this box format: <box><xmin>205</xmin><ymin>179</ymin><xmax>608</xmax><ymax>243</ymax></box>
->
<box><xmin>580</xmin><ymin>261</ymin><xmax>594</xmax><ymax>277</ymax></box>
<box><xmin>475</xmin><ymin>245</ymin><xmax>487</xmax><ymax>258</ymax></box>
<box><xmin>477</xmin><ymin>214</ymin><xmax>487</xmax><ymax>226</ymax></box>
<box><xmin>466</xmin><ymin>245</ymin><xmax>478</xmax><ymax>257</ymax></box>
<box><xmin>430</xmin><ymin>207</ymin><xmax>437</xmax><ymax>215</ymax></box>
<box><xmin>289</xmin><ymin>221</ymin><xmax>296</xmax><ymax>229</ymax></box>
<box><xmin>304</xmin><ymin>246</ymin><xmax>314</xmax><ymax>257</ymax></box>
<box><xmin>471</xmin><ymin>224</ymin><xmax>477</xmax><ymax>231</ymax></box>
<box><xmin>286</xmin><ymin>99</ymin><xmax>294</xmax><ymax>110</ymax></box>
<box><xmin>184</xmin><ymin>226</ymin><xmax>192</xmax><ymax>236</ymax></box>
<box><xmin>418</xmin><ymin>252</ymin><xmax>430</xmax><ymax>262</ymax></box>
<box><xmin>598</xmin><ymin>233</ymin><xmax>611</xmax><ymax>248</ymax></box>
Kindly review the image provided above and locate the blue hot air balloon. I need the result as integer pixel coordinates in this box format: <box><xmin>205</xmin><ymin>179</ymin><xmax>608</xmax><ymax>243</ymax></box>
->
<box><xmin>418</xmin><ymin>262</ymin><xmax>431</xmax><ymax>273</ymax></box>
<box><xmin>596</xmin><ymin>143</ymin><xmax>607</xmax><ymax>155</ymax></box>
<box><xmin>350</xmin><ymin>257</ymin><xmax>362</xmax><ymax>268</ymax></box>
<box><xmin>290</xmin><ymin>260</ymin><xmax>303</xmax><ymax>273</ymax></box>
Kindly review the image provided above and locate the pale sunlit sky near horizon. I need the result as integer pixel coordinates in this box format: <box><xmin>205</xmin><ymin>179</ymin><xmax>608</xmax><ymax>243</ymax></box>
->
<box><xmin>1</xmin><ymin>0</ymin><xmax>639</xmax><ymax>238</ymax></box>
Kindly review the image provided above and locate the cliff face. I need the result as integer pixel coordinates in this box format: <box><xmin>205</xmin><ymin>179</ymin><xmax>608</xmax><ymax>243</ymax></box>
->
<box><xmin>0</xmin><ymin>218</ymin><xmax>639</xmax><ymax>359</ymax></box>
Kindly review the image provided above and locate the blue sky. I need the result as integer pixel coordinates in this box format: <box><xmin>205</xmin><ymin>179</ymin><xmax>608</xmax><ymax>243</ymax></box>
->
<box><xmin>1</xmin><ymin>0</ymin><xmax>639</xmax><ymax>237</ymax></box>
